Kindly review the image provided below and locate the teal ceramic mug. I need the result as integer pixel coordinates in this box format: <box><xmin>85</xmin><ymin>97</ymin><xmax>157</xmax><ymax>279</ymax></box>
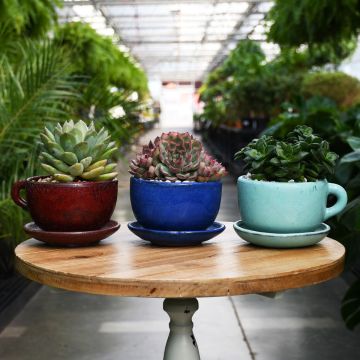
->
<box><xmin>237</xmin><ymin>176</ymin><xmax>348</xmax><ymax>233</ymax></box>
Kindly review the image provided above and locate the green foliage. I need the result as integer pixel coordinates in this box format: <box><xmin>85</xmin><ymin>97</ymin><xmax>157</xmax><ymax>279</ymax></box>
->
<box><xmin>335</xmin><ymin>136</ymin><xmax>360</xmax><ymax>330</ymax></box>
<box><xmin>40</xmin><ymin>120</ymin><xmax>118</xmax><ymax>182</ymax></box>
<box><xmin>268</xmin><ymin>0</ymin><xmax>360</xmax><ymax>47</ymax></box>
<box><xmin>0</xmin><ymin>0</ymin><xmax>60</xmax><ymax>37</ymax></box>
<box><xmin>71</xmin><ymin>77</ymin><xmax>143</xmax><ymax>149</ymax></box>
<box><xmin>0</xmin><ymin>40</ymin><xmax>79</xmax><ymax>176</ymax></box>
<box><xmin>302</xmin><ymin>72</ymin><xmax>360</xmax><ymax>109</ymax></box>
<box><xmin>200</xmin><ymin>40</ymin><xmax>305</xmax><ymax>125</ymax></box>
<box><xmin>235</xmin><ymin>126</ymin><xmax>338</xmax><ymax>182</ymax></box>
<box><xmin>272</xmin><ymin>40</ymin><xmax>358</xmax><ymax>69</ymax></box>
<box><xmin>55</xmin><ymin>22</ymin><xmax>148</xmax><ymax>97</ymax></box>
<box><xmin>264</xmin><ymin>97</ymin><xmax>360</xmax><ymax>155</ymax></box>
<box><xmin>0</xmin><ymin>38</ymin><xmax>80</xmax><ymax>276</ymax></box>
<box><xmin>200</xmin><ymin>40</ymin><xmax>329</xmax><ymax>126</ymax></box>
<box><xmin>200</xmin><ymin>40</ymin><xmax>265</xmax><ymax>124</ymax></box>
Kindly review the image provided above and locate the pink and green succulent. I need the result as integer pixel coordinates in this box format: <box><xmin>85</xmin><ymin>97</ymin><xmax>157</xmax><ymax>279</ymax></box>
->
<box><xmin>129</xmin><ymin>132</ymin><xmax>226</xmax><ymax>182</ymax></box>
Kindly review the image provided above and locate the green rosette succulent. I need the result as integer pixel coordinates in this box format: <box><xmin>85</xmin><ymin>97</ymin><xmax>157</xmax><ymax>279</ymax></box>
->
<box><xmin>39</xmin><ymin>120</ymin><xmax>118</xmax><ymax>182</ymax></box>
<box><xmin>129</xmin><ymin>132</ymin><xmax>227</xmax><ymax>182</ymax></box>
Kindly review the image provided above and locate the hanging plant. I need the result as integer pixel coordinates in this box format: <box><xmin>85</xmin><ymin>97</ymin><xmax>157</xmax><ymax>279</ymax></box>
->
<box><xmin>55</xmin><ymin>22</ymin><xmax>148</xmax><ymax>97</ymax></box>
<box><xmin>267</xmin><ymin>0</ymin><xmax>360</xmax><ymax>47</ymax></box>
<box><xmin>0</xmin><ymin>0</ymin><xmax>60</xmax><ymax>37</ymax></box>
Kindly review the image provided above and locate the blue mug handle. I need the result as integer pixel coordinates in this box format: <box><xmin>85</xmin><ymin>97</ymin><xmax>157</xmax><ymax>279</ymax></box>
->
<box><xmin>324</xmin><ymin>183</ymin><xmax>348</xmax><ymax>221</ymax></box>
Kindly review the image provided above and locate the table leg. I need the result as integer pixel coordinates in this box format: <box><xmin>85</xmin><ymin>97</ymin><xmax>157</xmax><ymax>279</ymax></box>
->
<box><xmin>163</xmin><ymin>298</ymin><xmax>200</xmax><ymax>360</ymax></box>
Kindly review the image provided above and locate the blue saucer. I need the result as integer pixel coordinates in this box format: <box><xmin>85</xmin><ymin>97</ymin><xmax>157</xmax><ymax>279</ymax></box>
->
<box><xmin>128</xmin><ymin>221</ymin><xmax>225</xmax><ymax>246</ymax></box>
<box><xmin>233</xmin><ymin>220</ymin><xmax>330</xmax><ymax>248</ymax></box>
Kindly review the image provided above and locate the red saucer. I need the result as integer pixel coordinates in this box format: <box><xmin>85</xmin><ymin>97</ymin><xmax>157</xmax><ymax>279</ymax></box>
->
<box><xmin>24</xmin><ymin>220</ymin><xmax>120</xmax><ymax>247</ymax></box>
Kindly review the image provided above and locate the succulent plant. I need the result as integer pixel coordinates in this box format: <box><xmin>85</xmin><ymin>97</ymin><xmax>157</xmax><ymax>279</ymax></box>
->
<box><xmin>129</xmin><ymin>132</ymin><xmax>226</xmax><ymax>182</ymax></box>
<box><xmin>39</xmin><ymin>120</ymin><xmax>118</xmax><ymax>182</ymax></box>
<box><xmin>235</xmin><ymin>125</ymin><xmax>338</xmax><ymax>182</ymax></box>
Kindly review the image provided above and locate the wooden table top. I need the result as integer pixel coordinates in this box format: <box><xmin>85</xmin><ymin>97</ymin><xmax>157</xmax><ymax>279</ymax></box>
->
<box><xmin>15</xmin><ymin>222</ymin><xmax>345</xmax><ymax>298</ymax></box>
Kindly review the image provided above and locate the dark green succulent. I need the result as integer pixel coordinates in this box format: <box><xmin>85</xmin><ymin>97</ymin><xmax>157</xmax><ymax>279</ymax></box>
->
<box><xmin>235</xmin><ymin>125</ymin><xmax>338</xmax><ymax>182</ymax></box>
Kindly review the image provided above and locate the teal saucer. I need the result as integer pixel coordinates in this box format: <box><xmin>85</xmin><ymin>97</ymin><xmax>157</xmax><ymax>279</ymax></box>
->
<box><xmin>233</xmin><ymin>220</ymin><xmax>330</xmax><ymax>248</ymax></box>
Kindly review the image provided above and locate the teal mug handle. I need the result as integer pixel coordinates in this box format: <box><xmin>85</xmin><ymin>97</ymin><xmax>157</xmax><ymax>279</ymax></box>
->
<box><xmin>324</xmin><ymin>183</ymin><xmax>348</xmax><ymax>221</ymax></box>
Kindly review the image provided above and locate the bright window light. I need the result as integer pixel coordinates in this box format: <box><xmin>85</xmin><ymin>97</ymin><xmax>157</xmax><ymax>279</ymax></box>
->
<box><xmin>73</xmin><ymin>5</ymin><xmax>98</xmax><ymax>17</ymax></box>
<box><xmin>96</xmin><ymin>28</ymin><xmax>115</xmax><ymax>37</ymax></box>
<box><xmin>59</xmin><ymin>0</ymin><xmax>276</xmax><ymax>81</ymax></box>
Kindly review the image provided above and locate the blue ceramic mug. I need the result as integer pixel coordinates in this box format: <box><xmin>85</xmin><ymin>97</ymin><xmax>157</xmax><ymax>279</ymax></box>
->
<box><xmin>237</xmin><ymin>176</ymin><xmax>348</xmax><ymax>233</ymax></box>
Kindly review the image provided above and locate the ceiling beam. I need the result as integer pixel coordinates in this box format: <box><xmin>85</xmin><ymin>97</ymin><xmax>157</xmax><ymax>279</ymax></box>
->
<box><xmin>63</xmin><ymin>0</ymin><xmax>271</xmax><ymax>6</ymax></box>
<box><xmin>202</xmin><ymin>2</ymin><xmax>259</xmax><ymax>76</ymax></box>
<box><xmin>122</xmin><ymin>40</ymin><xmax>224</xmax><ymax>44</ymax></box>
<box><xmin>58</xmin><ymin>13</ymin><xmax>265</xmax><ymax>20</ymax></box>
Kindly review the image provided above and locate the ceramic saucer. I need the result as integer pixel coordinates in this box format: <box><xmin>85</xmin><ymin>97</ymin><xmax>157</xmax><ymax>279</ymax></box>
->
<box><xmin>233</xmin><ymin>220</ymin><xmax>330</xmax><ymax>248</ymax></box>
<box><xmin>24</xmin><ymin>220</ymin><xmax>120</xmax><ymax>247</ymax></box>
<box><xmin>128</xmin><ymin>221</ymin><xmax>225</xmax><ymax>246</ymax></box>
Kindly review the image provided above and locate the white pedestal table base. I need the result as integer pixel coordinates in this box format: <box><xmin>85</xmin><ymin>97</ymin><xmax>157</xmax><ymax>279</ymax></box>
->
<box><xmin>163</xmin><ymin>298</ymin><xmax>200</xmax><ymax>360</ymax></box>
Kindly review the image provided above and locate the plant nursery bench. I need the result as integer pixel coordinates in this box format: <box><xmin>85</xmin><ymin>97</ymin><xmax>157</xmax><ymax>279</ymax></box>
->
<box><xmin>15</xmin><ymin>223</ymin><xmax>345</xmax><ymax>360</ymax></box>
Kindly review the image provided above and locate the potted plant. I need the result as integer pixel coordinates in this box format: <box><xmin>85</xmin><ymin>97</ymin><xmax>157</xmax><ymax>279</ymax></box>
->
<box><xmin>11</xmin><ymin>120</ymin><xmax>119</xmax><ymax>244</ymax></box>
<box><xmin>128</xmin><ymin>132</ymin><xmax>227</xmax><ymax>243</ymax></box>
<box><xmin>234</xmin><ymin>125</ymin><xmax>348</xmax><ymax>238</ymax></box>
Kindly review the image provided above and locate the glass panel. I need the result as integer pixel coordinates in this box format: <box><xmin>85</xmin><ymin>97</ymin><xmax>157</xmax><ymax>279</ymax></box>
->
<box><xmin>58</xmin><ymin>1</ymin><xmax>274</xmax><ymax>80</ymax></box>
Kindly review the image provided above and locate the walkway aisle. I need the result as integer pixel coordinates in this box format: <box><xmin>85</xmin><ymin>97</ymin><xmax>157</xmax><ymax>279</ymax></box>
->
<box><xmin>0</xmin><ymin>127</ymin><xmax>359</xmax><ymax>360</ymax></box>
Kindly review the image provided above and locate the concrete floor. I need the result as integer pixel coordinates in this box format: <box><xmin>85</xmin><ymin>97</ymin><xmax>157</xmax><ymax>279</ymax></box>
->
<box><xmin>0</xmin><ymin>126</ymin><xmax>359</xmax><ymax>360</ymax></box>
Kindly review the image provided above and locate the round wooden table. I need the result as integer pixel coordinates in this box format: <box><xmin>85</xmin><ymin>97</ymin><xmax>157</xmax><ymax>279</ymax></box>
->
<box><xmin>15</xmin><ymin>222</ymin><xmax>345</xmax><ymax>360</ymax></box>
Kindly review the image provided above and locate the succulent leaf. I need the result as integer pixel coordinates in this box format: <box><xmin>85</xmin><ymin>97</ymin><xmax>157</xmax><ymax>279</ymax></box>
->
<box><xmin>74</xmin><ymin>142</ymin><xmax>90</xmax><ymax>160</ymax></box>
<box><xmin>82</xmin><ymin>166</ymin><xmax>105</xmax><ymax>179</ymax></box>
<box><xmin>98</xmin><ymin>147</ymin><xmax>117</xmax><ymax>161</ymax></box>
<box><xmin>80</xmin><ymin>156</ymin><xmax>92</xmax><ymax>169</ymax></box>
<box><xmin>41</xmin><ymin>152</ymin><xmax>69</xmax><ymax>173</ymax></box>
<box><xmin>44</xmin><ymin>127</ymin><xmax>55</xmax><ymax>142</ymax></box>
<box><xmin>95</xmin><ymin>172</ymin><xmax>118</xmax><ymax>181</ymax></box>
<box><xmin>41</xmin><ymin>163</ymin><xmax>58</xmax><ymax>175</ymax></box>
<box><xmin>103</xmin><ymin>163</ymin><xmax>117</xmax><ymax>173</ymax></box>
<box><xmin>53</xmin><ymin>174</ymin><xmax>74</xmax><ymax>182</ymax></box>
<box><xmin>69</xmin><ymin>163</ymin><xmax>84</xmax><ymax>176</ymax></box>
<box><xmin>61</xmin><ymin>152</ymin><xmax>78</xmax><ymax>165</ymax></box>
<box><xmin>86</xmin><ymin>159</ymin><xmax>107</xmax><ymax>172</ymax></box>
<box><xmin>60</xmin><ymin>132</ymin><xmax>77</xmax><ymax>152</ymax></box>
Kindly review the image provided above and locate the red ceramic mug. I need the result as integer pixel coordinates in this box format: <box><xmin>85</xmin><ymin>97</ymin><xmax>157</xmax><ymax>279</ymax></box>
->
<box><xmin>11</xmin><ymin>176</ymin><xmax>118</xmax><ymax>231</ymax></box>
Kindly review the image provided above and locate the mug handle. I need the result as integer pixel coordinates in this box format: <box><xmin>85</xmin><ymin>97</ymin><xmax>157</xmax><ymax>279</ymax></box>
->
<box><xmin>11</xmin><ymin>180</ymin><xmax>28</xmax><ymax>210</ymax></box>
<box><xmin>324</xmin><ymin>183</ymin><xmax>348</xmax><ymax>221</ymax></box>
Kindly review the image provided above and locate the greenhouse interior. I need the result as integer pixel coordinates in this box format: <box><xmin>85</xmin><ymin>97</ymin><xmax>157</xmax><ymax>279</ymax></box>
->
<box><xmin>1</xmin><ymin>1</ymin><xmax>360</xmax><ymax>359</ymax></box>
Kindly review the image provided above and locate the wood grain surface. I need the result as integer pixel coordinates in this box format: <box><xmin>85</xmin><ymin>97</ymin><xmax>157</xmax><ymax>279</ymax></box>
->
<box><xmin>15</xmin><ymin>223</ymin><xmax>345</xmax><ymax>298</ymax></box>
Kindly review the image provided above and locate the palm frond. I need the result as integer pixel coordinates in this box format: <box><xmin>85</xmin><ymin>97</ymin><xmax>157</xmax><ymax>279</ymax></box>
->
<box><xmin>0</xmin><ymin>39</ymin><xmax>80</xmax><ymax>178</ymax></box>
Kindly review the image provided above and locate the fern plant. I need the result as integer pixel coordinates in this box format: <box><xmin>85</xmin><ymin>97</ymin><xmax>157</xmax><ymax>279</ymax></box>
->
<box><xmin>268</xmin><ymin>0</ymin><xmax>360</xmax><ymax>47</ymax></box>
<box><xmin>0</xmin><ymin>0</ymin><xmax>60</xmax><ymax>37</ymax></box>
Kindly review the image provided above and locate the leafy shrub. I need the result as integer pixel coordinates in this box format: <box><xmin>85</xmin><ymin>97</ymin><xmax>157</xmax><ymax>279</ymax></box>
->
<box><xmin>200</xmin><ymin>40</ymin><xmax>305</xmax><ymax>125</ymax></box>
<box><xmin>302</xmin><ymin>72</ymin><xmax>360</xmax><ymax>109</ymax></box>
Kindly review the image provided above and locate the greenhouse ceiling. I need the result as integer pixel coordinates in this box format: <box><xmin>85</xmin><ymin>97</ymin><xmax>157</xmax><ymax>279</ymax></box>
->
<box><xmin>59</xmin><ymin>0</ymin><xmax>277</xmax><ymax>81</ymax></box>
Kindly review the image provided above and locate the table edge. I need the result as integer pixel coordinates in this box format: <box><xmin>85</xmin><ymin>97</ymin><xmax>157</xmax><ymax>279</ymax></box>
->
<box><xmin>15</xmin><ymin>247</ymin><xmax>345</xmax><ymax>298</ymax></box>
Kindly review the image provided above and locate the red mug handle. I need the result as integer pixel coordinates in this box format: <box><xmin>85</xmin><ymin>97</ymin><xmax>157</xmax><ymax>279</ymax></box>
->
<box><xmin>11</xmin><ymin>180</ymin><xmax>28</xmax><ymax>210</ymax></box>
